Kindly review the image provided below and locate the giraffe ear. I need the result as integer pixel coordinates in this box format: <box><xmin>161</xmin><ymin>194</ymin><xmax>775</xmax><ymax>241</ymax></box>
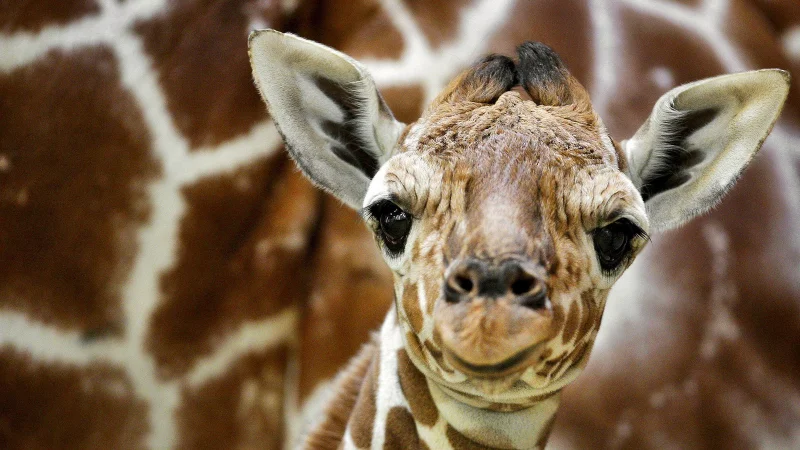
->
<box><xmin>248</xmin><ymin>29</ymin><xmax>405</xmax><ymax>209</ymax></box>
<box><xmin>623</xmin><ymin>69</ymin><xmax>790</xmax><ymax>232</ymax></box>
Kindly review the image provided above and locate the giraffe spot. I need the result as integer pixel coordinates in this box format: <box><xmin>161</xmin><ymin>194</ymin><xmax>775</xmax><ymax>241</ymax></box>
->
<box><xmin>304</xmin><ymin>341</ymin><xmax>378</xmax><ymax>450</ymax></box>
<box><xmin>294</xmin><ymin>0</ymin><xmax>404</xmax><ymax>60</ymax></box>
<box><xmin>349</xmin><ymin>352</ymin><xmax>380</xmax><ymax>448</ymax></box>
<box><xmin>550</xmin><ymin>304</ymin><xmax>565</xmax><ymax>339</ymax></box>
<box><xmin>568</xmin><ymin>339</ymin><xmax>591</xmax><ymax>370</ymax></box>
<box><xmin>148</xmin><ymin>156</ymin><xmax>307</xmax><ymax>378</ymax></box>
<box><xmin>383</xmin><ymin>407</ymin><xmax>420</xmax><ymax>449</ymax></box>
<box><xmin>403</xmin><ymin>284</ymin><xmax>425</xmax><ymax>334</ymax></box>
<box><xmin>562</xmin><ymin>300</ymin><xmax>580</xmax><ymax>343</ymax></box>
<box><xmin>397</xmin><ymin>349</ymin><xmax>438</xmax><ymax>427</ymax></box>
<box><xmin>577</xmin><ymin>291</ymin><xmax>596</xmax><ymax>341</ymax></box>
<box><xmin>0</xmin><ymin>47</ymin><xmax>157</xmax><ymax>333</ymax></box>
<box><xmin>176</xmin><ymin>346</ymin><xmax>289</xmax><ymax>450</ymax></box>
<box><xmin>135</xmin><ymin>0</ymin><xmax>281</xmax><ymax>149</ymax></box>
<box><xmin>0</xmin><ymin>347</ymin><xmax>148</xmax><ymax>449</ymax></box>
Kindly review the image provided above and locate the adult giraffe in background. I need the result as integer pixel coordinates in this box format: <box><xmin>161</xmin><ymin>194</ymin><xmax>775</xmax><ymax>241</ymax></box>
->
<box><xmin>0</xmin><ymin>1</ymin><xmax>799</xmax><ymax>449</ymax></box>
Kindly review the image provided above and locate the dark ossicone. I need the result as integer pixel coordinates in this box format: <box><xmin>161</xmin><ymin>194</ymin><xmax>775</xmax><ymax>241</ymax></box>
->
<box><xmin>462</xmin><ymin>54</ymin><xmax>518</xmax><ymax>103</ymax></box>
<box><xmin>516</xmin><ymin>41</ymin><xmax>573</xmax><ymax>106</ymax></box>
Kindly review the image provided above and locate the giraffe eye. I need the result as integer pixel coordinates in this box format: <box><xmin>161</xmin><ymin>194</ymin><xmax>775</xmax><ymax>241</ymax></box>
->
<box><xmin>593</xmin><ymin>219</ymin><xmax>642</xmax><ymax>272</ymax></box>
<box><xmin>374</xmin><ymin>200</ymin><xmax>412</xmax><ymax>254</ymax></box>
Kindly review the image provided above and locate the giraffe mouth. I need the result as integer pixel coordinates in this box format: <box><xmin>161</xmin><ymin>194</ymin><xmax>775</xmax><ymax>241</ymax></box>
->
<box><xmin>444</xmin><ymin>343</ymin><xmax>541</xmax><ymax>378</ymax></box>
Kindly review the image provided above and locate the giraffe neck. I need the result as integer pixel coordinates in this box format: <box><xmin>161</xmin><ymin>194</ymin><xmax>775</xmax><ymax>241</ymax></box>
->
<box><xmin>306</xmin><ymin>306</ymin><xmax>561</xmax><ymax>449</ymax></box>
<box><xmin>427</xmin><ymin>380</ymin><xmax>561</xmax><ymax>449</ymax></box>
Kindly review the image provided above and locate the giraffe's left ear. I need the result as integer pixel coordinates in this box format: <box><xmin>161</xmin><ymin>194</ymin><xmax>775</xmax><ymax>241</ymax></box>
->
<box><xmin>249</xmin><ymin>30</ymin><xmax>405</xmax><ymax>209</ymax></box>
<box><xmin>623</xmin><ymin>69</ymin><xmax>790</xmax><ymax>232</ymax></box>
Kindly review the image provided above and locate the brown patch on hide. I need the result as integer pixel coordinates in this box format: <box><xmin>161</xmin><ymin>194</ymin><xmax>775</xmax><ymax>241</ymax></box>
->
<box><xmin>0</xmin><ymin>0</ymin><xmax>99</xmax><ymax>33</ymax></box>
<box><xmin>403</xmin><ymin>0</ymin><xmax>469</xmax><ymax>48</ymax></box>
<box><xmin>576</xmin><ymin>291</ymin><xmax>597</xmax><ymax>342</ymax></box>
<box><xmin>722</xmin><ymin>0</ymin><xmax>800</xmax><ymax>114</ymax></box>
<box><xmin>562</xmin><ymin>301</ymin><xmax>580</xmax><ymax>344</ymax></box>
<box><xmin>135</xmin><ymin>0</ymin><xmax>282</xmax><ymax>149</ymax></box>
<box><xmin>486</xmin><ymin>0</ymin><xmax>594</xmax><ymax>88</ymax></box>
<box><xmin>0</xmin><ymin>347</ymin><xmax>148</xmax><ymax>449</ymax></box>
<box><xmin>381</xmin><ymin>85</ymin><xmax>425</xmax><ymax>124</ymax></box>
<box><xmin>176</xmin><ymin>346</ymin><xmax>288</xmax><ymax>450</ymax></box>
<box><xmin>383</xmin><ymin>407</ymin><xmax>420</xmax><ymax>449</ymax></box>
<box><xmin>0</xmin><ymin>47</ymin><xmax>157</xmax><ymax>333</ymax></box>
<box><xmin>293</xmin><ymin>0</ymin><xmax>403</xmax><ymax>59</ymax></box>
<box><xmin>752</xmin><ymin>0</ymin><xmax>800</xmax><ymax>32</ymax></box>
<box><xmin>149</xmin><ymin>156</ymin><xmax>318</xmax><ymax>378</ymax></box>
<box><xmin>445</xmin><ymin>424</ymin><xmax>495</xmax><ymax>450</ymax></box>
<box><xmin>602</xmin><ymin>3</ymin><xmax>728</xmax><ymax>137</ymax></box>
<box><xmin>347</xmin><ymin>346</ymin><xmax>380</xmax><ymax>448</ymax></box>
<box><xmin>397</xmin><ymin>349</ymin><xmax>438</xmax><ymax>427</ymax></box>
<box><xmin>304</xmin><ymin>341</ymin><xmax>377</xmax><ymax>450</ymax></box>
<box><xmin>298</xmin><ymin>197</ymin><xmax>392</xmax><ymax>400</ymax></box>
<box><xmin>402</xmin><ymin>285</ymin><xmax>424</xmax><ymax>334</ymax></box>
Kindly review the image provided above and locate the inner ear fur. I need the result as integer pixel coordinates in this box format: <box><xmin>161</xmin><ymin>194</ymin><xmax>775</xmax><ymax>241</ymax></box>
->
<box><xmin>624</xmin><ymin>69</ymin><xmax>790</xmax><ymax>232</ymax></box>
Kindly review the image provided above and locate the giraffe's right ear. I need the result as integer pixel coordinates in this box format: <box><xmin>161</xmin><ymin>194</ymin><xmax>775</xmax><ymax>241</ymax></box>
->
<box><xmin>249</xmin><ymin>30</ymin><xmax>405</xmax><ymax>209</ymax></box>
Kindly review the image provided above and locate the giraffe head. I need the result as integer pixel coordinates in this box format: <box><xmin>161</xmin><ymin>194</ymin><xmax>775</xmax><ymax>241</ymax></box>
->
<box><xmin>249</xmin><ymin>30</ymin><xmax>789</xmax><ymax>406</ymax></box>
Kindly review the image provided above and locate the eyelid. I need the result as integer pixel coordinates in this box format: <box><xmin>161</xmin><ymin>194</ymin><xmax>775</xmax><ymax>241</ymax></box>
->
<box><xmin>598</xmin><ymin>210</ymin><xmax>646</xmax><ymax>232</ymax></box>
<box><xmin>363</xmin><ymin>195</ymin><xmax>415</xmax><ymax>221</ymax></box>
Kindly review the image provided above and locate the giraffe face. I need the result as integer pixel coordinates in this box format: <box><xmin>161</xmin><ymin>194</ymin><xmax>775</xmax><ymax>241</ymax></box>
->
<box><xmin>250</xmin><ymin>29</ymin><xmax>789</xmax><ymax>406</ymax></box>
<box><xmin>362</xmin><ymin>90</ymin><xmax>650</xmax><ymax>400</ymax></box>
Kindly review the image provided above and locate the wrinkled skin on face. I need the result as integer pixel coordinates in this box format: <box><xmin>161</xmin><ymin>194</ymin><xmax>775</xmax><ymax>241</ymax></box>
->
<box><xmin>362</xmin><ymin>91</ymin><xmax>650</xmax><ymax>407</ymax></box>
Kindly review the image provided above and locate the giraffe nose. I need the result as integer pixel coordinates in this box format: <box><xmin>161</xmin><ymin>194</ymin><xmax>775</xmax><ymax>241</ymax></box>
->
<box><xmin>444</xmin><ymin>258</ymin><xmax>548</xmax><ymax>309</ymax></box>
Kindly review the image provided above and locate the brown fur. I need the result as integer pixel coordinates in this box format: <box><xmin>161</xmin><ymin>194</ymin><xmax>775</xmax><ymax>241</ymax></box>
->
<box><xmin>383</xmin><ymin>407</ymin><xmax>421</xmax><ymax>449</ymax></box>
<box><xmin>0</xmin><ymin>47</ymin><xmax>158</xmax><ymax>333</ymax></box>
<box><xmin>397</xmin><ymin>350</ymin><xmax>439</xmax><ymax>427</ymax></box>
<box><xmin>303</xmin><ymin>339</ymin><xmax>378</xmax><ymax>449</ymax></box>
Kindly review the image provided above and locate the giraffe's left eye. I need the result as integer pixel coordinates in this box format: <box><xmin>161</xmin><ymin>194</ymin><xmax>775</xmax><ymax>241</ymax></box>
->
<box><xmin>372</xmin><ymin>200</ymin><xmax>412</xmax><ymax>254</ymax></box>
<box><xmin>593</xmin><ymin>219</ymin><xmax>644</xmax><ymax>273</ymax></box>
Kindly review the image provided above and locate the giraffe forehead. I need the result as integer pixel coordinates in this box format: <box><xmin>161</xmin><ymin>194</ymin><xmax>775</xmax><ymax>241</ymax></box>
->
<box><xmin>379</xmin><ymin>148</ymin><xmax>635</xmax><ymax>232</ymax></box>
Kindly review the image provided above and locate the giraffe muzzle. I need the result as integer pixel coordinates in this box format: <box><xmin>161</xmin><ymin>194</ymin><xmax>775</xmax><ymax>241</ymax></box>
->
<box><xmin>443</xmin><ymin>257</ymin><xmax>550</xmax><ymax>310</ymax></box>
<box><xmin>435</xmin><ymin>258</ymin><xmax>554</xmax><ymax>380</ymax></box>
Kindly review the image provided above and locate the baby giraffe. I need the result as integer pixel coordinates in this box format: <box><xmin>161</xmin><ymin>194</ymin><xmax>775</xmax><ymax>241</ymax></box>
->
<box><xmin>249</xmin><ymin>30</ymin><xmax>788</xmax><ymax>449</ymax></box>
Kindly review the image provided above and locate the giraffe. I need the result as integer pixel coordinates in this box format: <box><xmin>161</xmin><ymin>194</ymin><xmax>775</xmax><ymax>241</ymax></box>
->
<box><xmin>249</xmin><ymin>29</ymin><xmax>789</xmax><ymax>449</ymax></box>
<box><xmin>2</xmin><ymin>1</ymin><xmax>800</xmax><ymax>449</ymax></box>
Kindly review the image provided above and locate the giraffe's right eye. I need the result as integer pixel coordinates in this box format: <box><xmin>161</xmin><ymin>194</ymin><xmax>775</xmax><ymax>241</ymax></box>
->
<box><xmin>373</xmin><ymin>200</ymin><xmax>412</xmax><ymax>254</ymax></box>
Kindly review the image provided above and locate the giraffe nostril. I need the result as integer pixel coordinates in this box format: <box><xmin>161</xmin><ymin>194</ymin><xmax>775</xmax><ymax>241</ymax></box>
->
<box><xmin>519</xmin><ymin>284</ymin><xmax>548</xmax><ymax>310</ymax></box>
<box><xmin>510</xmin><ymin>278</ymin><xmax>534</xmax><ymax>296</ymax></box>
<box><xmin>455</xmin><ymin>275</ymin><xmax>474</xmax><ymax>293</ymax></box>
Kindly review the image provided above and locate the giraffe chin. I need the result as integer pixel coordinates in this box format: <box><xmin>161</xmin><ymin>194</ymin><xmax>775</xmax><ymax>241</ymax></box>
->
<box><xmin>444</xmin><ymin>343</ymin><xmax>541</xmax><ymax>379</ymax></box>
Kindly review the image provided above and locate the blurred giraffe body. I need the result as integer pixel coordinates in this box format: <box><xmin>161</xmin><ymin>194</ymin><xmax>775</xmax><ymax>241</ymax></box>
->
<box><xmin>2</xmin><ymin>1</ymin><xmax>800</xmax><ymax>449</ymax></box>
<box><xmin>249</xmin><ymin>30</ymin><xmax>788</xmax><ymax>449</ymax></box>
